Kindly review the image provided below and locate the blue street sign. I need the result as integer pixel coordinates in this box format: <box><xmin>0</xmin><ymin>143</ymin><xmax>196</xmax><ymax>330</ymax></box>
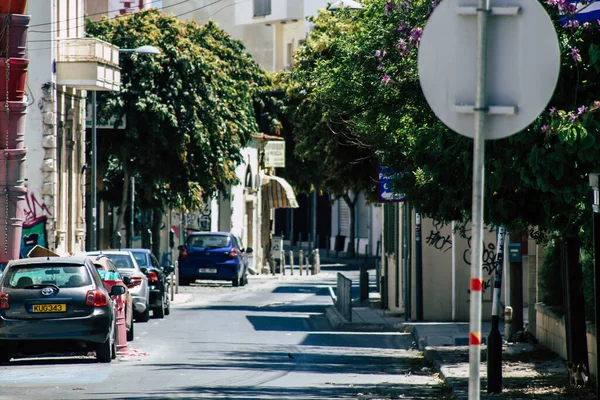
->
<box><xmin>378</xmin><ymin>166</ymin><xmax>406</xmax><ymax>203</ymax></box>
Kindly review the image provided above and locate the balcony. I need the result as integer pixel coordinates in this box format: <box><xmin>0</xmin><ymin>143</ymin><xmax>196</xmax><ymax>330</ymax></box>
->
<box><xmin>235</xmin><ymin>0</ymin><xmax>303</xmax><ymax>26</ymax></box>
<box><xmin>56</xmin><ymin>38</ymin><xmax>121</xmax><ymax>92</ymax></box>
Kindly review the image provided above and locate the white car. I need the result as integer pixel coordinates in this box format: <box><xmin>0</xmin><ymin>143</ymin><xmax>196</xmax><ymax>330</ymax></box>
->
<box><xmin>85</xmin><ymin>251</ymin><xmax>151</xmax><ymax>322</ymax></box>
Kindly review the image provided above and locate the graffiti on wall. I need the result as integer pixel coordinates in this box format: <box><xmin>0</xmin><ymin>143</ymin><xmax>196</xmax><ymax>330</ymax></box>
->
<box><xmin>463</xmin><ymin>225</ymin><xmax>499</xmax><ymax>297</ymax></box>
<box><xmin>425</xmin><ymin>221</ymin><xmax>500</xmax><ymax>296</ymax></box>
<box><xmin>20</xmin><ymin>193</ymin><xmax>52</xmax><ymax>258</ymax></box>
<box><xmin>425</xmin><ymin>220</ymin><xmax>453</xmax><ymax>253</ymax></box>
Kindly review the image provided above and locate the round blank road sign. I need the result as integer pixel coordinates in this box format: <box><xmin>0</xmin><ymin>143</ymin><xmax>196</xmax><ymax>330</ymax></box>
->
<box><xmin>418</xmin><ymin>0</ymin><xmax>560</xmax><ymax>140</ymax></box>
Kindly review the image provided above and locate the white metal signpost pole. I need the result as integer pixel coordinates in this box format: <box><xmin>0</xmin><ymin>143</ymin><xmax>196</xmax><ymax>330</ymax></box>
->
<box><xmin>469</xmin><ymin>0</ymin><xmax>490</xmax><ymax>397</ymax></box>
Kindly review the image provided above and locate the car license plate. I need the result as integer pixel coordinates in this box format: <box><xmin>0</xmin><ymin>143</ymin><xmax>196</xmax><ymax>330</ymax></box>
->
<box><xmin>199</xmin><ymin>268</ymin><xmax>217</xmax><ymax>273</ymax></box>
<box><xmin>30</xmin><ymin>304</ymin><xmax>67</xmax><ymax>313</ymax></box>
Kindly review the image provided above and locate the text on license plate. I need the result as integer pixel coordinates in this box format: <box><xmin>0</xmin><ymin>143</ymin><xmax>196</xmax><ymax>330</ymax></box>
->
<box><xmin>199</xmin><ymin>268</ymin><xmax>217</xmax><ymax>273</ymax></box>
<box><xmin>30</xmin><ymin>304</ymin><xmax>67</xmax><ymax>313</ymax></box>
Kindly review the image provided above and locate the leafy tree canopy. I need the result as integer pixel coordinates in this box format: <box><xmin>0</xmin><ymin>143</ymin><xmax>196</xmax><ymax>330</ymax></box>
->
<box><xmin>86</xmin><ymin>10</ymin><xmax>268</xmax><ymax>214</ymax></box>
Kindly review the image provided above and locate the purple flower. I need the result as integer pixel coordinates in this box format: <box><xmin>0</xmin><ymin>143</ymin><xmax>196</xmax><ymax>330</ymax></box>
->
<box><xmin>578</xmin><ymin>105</ymin><xmax>588</xmax><ymax>114</ymax></box>
<box><xmin>591</xmin><ymin>100</ymin><xmax>600</xmax><ymax>110</ymax></box>
<box><xmin>409</xmin><ymin>27</ymin><xmax>423</xmax><ymax>42</ymax></box>
<box><xmin>571</xmin><ymin>47</ymin><xmax>582</xmax><ymax>62</ymax></box>
<box><xmin>381</xmin><ymin>75</ymin><xmax>391</xmax><ymax>85</ymax></box>
<box><xmin>566</xmin><ymin>20</ymin><xmax>580</xmax><ymax>28</ymax></box>
<box><xmin>549</xmin><ymin>107</ymin><xmax>556</xmax><ymax>115</ymax></box>
<box><xmin>374</xmin><ymin>50</ymin><xmax>381</xmax><ymax>57</ymax></box>
<box><xmin>397</xmin><ymin>24</ymin><xmax>408</xmax><ymax>31</ymax></box>
<box><xmin>584</xmin><ymin>22</ymin><xmax>590</xmax><ymax>28</ymax></box>
<box><xmin>384</xmin><ymin>2</ymin><xmax>395</xmax><ymax>14</ymax></box>
<box><xmin>396</xmin><ymin>38</ymin><xmax>407</xmax><ymax>54</ymax></box>
<box><xmin>377</xmin><ymin>63</ymin><xmax>385</xmax><ymax>71</ymax></box>
<box><xmin>541</xmin><ymin>124</ymin><xmax>549</xmax><ymax>132</ymax></box>
<box><xmin>568</xmin><ymin>113</ymin><xmax>577</xmax><ymax>122</ymax></box>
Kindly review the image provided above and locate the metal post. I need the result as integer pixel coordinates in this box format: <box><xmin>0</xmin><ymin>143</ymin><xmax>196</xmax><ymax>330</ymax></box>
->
<box><xmin>487</xmin><ymin>226</ymin><xmax>506</xmax><ymax>393</ymax></box>
<box><xmin>469</xmin><ymin>0</ymin><xmax>490</xmax><ymax>397</ymax></box>
<box><xmin>415</xmin><ymin>210</ymin><xmax>423</xmax><ymax>321</ymax></box>
<box><xmin>129</xmin><ymin>177</ymin><xmax>135</xmax><ymax>248</ymax></box>
<box><xmin>289</xmin><ymin>250</ymin><xmax>294</xmax><ymax>275</ymax></box>
<box><xmin>589</xmin><ymin>173</ymin><xmax>600</xmax><ymax>400</ymax></box>
<box><xmin>90</xmin><ymin>91</ymin><xmax>97</xmax><ymax>251</ymax></box>
<box><xmin>299</xmin><ymin>250</ymin><xmax>304</xmax><ymax>275</ymax></box>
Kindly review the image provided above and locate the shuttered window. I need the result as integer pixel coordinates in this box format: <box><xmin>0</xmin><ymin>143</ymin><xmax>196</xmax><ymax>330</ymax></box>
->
<box><xmin>253</xmin><ymin>0</ymin><xmax>271</xmax><ymax>17</ymax></box>
<box><xmin>339</xmin><ymin>200</ymin><xmax>350</xmax><ymax>237</ymax></box>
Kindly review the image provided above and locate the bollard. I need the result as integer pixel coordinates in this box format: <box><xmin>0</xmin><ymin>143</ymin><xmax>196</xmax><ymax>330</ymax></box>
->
<box><xmin>289</xmin><ymin>250</ymin><xmax>294</xmax><ymax>275</ymax></box>
<box><xmin>175</xmin><ymin>261</ymin><xmax>179</xmax><ymax>295</ymax></box>
<box><xmin>306</xmin><ymin>257</ymin><xmax>310</xmax><ymax>275</ymax></box>
<box><xmin>281</xmin><ymin>249</ymin><xmax>286</xmax><ymax>275</ymax></box>
<box><xmin>170</xmin><ymin>272</ymin><xmax>174</xmax><ymax>302</ymax></box>
<box><xmin>299</xmin><ymin>250</ymin><xmax>304</xmax><ymax>275</ymax></box>
<box><xmin>504</xmin><ymin>306</ymin><xmax>513</xmax><ymax>341</ymax></box>
<box><xmin>359</xmin><ymin>264</ymin><xmax>369</xmax><ymax>302</ymax></box>
<box><xmin>115</xmin><ymin>295</ymin><xmax>129</xmax><ymax>356</ymax></box>
<box><xmin>315</xmin><ymin>249</ymin><xmax>320</xmax><ymax>274</ymax></box>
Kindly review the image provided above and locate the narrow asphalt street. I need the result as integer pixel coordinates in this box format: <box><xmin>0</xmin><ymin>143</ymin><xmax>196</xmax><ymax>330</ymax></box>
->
<box><xmin>0</xmin><ymin>266</ymin><xmax>447</xmax><ymax>399</ymax></box>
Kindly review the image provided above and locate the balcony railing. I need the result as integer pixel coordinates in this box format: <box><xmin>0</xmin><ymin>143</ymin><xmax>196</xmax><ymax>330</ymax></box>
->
<box><xmin>56</xmin><ymin>38</ymin><xmax>121</xmax><ymax>91</ymax></box>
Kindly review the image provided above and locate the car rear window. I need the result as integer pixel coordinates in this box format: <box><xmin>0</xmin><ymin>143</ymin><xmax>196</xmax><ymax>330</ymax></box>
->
<box><xmin>3</xmin><ymin>265</ymin><xmax>92</xmax><ymax>288</ymax></box>
<box><xmin>131</xmin><ymin>252</ymin><xmax>148</xmax><ymax>267</ymax></box>
<box><xmin>105</xmin><ymin>254</ymin><xmax>135</xmax><ymax>270</ymax></box>
<box><xmin>187</xmin><ymin>235</ymin><xmax>231</xmax><ymax>248</ymax></box>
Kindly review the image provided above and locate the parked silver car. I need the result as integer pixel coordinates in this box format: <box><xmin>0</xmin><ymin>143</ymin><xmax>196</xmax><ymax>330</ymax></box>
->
<box><xmin>86</xmin><ymin>251</ymin><xmax>150</xmax><ymax>322</ymax></box>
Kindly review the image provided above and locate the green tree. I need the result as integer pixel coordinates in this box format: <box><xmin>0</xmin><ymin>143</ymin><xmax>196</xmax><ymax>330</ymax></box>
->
<box><xmin>86</xmin><ymin>10</ymin><xmax>267</xmax><ymax>253</ymax></box>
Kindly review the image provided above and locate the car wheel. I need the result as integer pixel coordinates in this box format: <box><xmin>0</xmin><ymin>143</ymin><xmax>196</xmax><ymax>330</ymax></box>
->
<box><xmin>0</xmin><ymin>349</ymin><xmax>10</xmax><ymax>364</ymax></box>
<box><xmin>179</xmin><ymin>278</ymin><xmax>193</xmax><ymax>286</ymax></box>
<box><xmin>164</xmin><ymin>294</ymin><xmax>171</xmax><ymax>316</ymax></box>
<box><xmin>96</xmin><ymin>338</ymin><xmax>112</xmax><ymax>363</ymax></box>
<box><xmin>232</xmin><ymin>277</ymin><xmax>240</xmax><ymax>287</ymax></box>
<box><xmin>153</xmin><ymin>296</ymin><xmax>165</xmax><ymax>319</ymax></box>
<box><xmin>126</xmin><ymin>320</ymin><xmax>135</xmax><ymax>342</ymax></box>
<box><xmin>111</xmin><ymin>330</ymin><xmax>117</xmax><ymax>360</ymax></box>
<box><xmin>137</xmin><ymin>303</ymin><xmax>151</xmax><ymax>323</ymax></box>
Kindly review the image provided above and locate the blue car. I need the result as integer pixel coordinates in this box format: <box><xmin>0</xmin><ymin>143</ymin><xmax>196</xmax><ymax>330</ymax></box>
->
<box><xmin>177</xmin><ymin>232</ymin><xmax>252</xmax><ymax>287</ymax></box>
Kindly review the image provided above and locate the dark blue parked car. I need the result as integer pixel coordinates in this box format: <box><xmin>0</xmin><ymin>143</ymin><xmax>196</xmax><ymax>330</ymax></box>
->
<box><xmin>177</xmin><ymin>232</ymin><xmax>252</xmax><ymax>287</ymax></box>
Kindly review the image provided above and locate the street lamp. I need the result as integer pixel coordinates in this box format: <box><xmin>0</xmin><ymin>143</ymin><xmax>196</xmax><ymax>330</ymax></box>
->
<box><xmin>328</xmin><ymin>0</ymin><xmax>363</xmax><ymax>10</ymax></box>
<box><xmin>90</xmin><ymin>45</ymin><xmax>161</xmax><ymax>251</ymax></box>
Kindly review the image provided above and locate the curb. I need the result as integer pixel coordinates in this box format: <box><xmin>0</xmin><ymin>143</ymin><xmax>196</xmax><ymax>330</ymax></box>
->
<box><xmin>170</xmin><ymin>293</ymin><xmax>193</xmax><ymax>305</ymax></box>
<box><xmin>324</xmin><ymin>306</ymin><xmax>413</xmax><ymax>332</ymax></box>
<box><xmin>423</xmin><ymin>347</ymin><xmax>468</xmax><ymax>400</ymax></box>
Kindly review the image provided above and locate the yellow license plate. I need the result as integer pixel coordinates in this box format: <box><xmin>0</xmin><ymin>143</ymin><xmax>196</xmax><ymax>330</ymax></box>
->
<box><xmin>31</xmin><ymin>304</ymin><xmax>67</xmax><ymax>313</ymax></box>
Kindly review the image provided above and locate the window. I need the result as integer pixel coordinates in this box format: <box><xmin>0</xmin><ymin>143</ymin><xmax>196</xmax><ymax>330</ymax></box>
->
<box><xmin>253</xmin><ymin>0</ymin><xmax>271</xmax><ymax>17</ymax></box>
<box><xmin>5</xmin><ymin>265</ymin><xmax>92</xmax><ymax>288</ymax></box>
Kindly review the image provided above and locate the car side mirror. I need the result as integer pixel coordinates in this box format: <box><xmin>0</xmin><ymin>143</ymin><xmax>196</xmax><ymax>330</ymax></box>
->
<box><xmin>111</xmin><ymin>286</ymin><xmax>125</xmax><ymax>296</ymax></box>
<box><xmin>141</xmin><ymin>268</ymin><xmax>148</xmax><ymax>275</ymax></box>
<box><xmin>122</xmin><ymin>276</ymin><xmax>131</xmax><ymax>286</ymax></box>
<box><xmin>164</xmin><ymin>265</ymin><xmax>174</xmax><ymax>275</ymax></box>
<box><xmin>246</xmin><ymin>247</ymin><xmax>254</xmax><ymax>254</ymax></box>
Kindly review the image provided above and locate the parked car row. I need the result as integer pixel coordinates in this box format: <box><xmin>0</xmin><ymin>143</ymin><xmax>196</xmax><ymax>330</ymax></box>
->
<box><xmin>0</xmin><ymin>248</ymin><xmax>174</xmax><ymax>364</ymax></box>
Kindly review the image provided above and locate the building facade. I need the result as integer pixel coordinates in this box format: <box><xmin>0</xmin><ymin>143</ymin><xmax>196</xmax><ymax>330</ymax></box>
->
<box><xmin>24</xmin><ymin>0</ymin><xmax>120</xmax><ymax>257</ymax></box>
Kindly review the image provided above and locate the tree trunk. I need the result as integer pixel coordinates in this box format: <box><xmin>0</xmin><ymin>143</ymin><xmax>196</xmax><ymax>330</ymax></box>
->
<box><xmin>152</xmin><ymin>209</ymin><xmax>163</xmax><ymax>260</ymax></box>
<box><xmin>113</xmin><ymin>159</ymin><xmax>130</xmax><ymax>246</ymax></box>
<box><xmin>560</xmin><ymin>235</ymin><xmax>589</xmax><ymax>381</ymax></box>
<box><xmin>343</xmin><ymin>192</ymin><xmax>358</xmax><ymax>259</ymax></box>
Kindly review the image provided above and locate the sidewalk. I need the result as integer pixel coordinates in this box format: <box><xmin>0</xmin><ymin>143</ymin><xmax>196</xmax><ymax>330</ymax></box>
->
<box><xmin>323</xmin><ymin>300</ymin><xmax>596</xmax><ymax>399</ymax></box>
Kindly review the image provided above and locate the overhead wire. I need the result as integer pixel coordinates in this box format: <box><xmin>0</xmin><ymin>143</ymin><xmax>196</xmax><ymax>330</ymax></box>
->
<box><xmin>26</xmin><ymin>0</ymin><xmax>242</xmax><ymax>49</ymax></box>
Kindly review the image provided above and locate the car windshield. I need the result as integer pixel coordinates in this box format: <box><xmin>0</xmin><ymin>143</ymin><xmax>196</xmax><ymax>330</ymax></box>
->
<box><xmin>130</xmin><ymin>251</ymin><xmax>148</xmax><ymax>267</ymax></box>
<box><xmin>3</xmin><ymin>264</ymin><xmax>92</xmax><ymax>289</ymax></box>
<box><xmin>104</xmin><ymin>254</ymin><xmax>135</xmax><ymax>270</ymax></box>
<box><xmin>187</xmin><ymin>235</ymin><xmax>230</xmax><ymax>249</ymax></box>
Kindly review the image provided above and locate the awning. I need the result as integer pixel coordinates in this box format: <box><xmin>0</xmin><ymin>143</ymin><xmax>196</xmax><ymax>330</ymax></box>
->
<box><xmin>261</xmin><ymin>173</ymin><xmax>299</xmax><ymax>209</ymax></box>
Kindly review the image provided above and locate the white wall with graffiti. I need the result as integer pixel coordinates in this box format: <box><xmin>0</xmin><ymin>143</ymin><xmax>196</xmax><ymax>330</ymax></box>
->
<box><xmin>381</xmin><ymin>203</ymin><xmax>526</xmax><ymax>322</ymax></box>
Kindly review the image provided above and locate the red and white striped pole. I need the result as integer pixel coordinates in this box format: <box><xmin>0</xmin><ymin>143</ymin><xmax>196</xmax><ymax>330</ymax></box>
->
<box><xmin>469</xmin><ymin>0</ymin><xmax>490</xmax><ymax>397</ymax></box>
